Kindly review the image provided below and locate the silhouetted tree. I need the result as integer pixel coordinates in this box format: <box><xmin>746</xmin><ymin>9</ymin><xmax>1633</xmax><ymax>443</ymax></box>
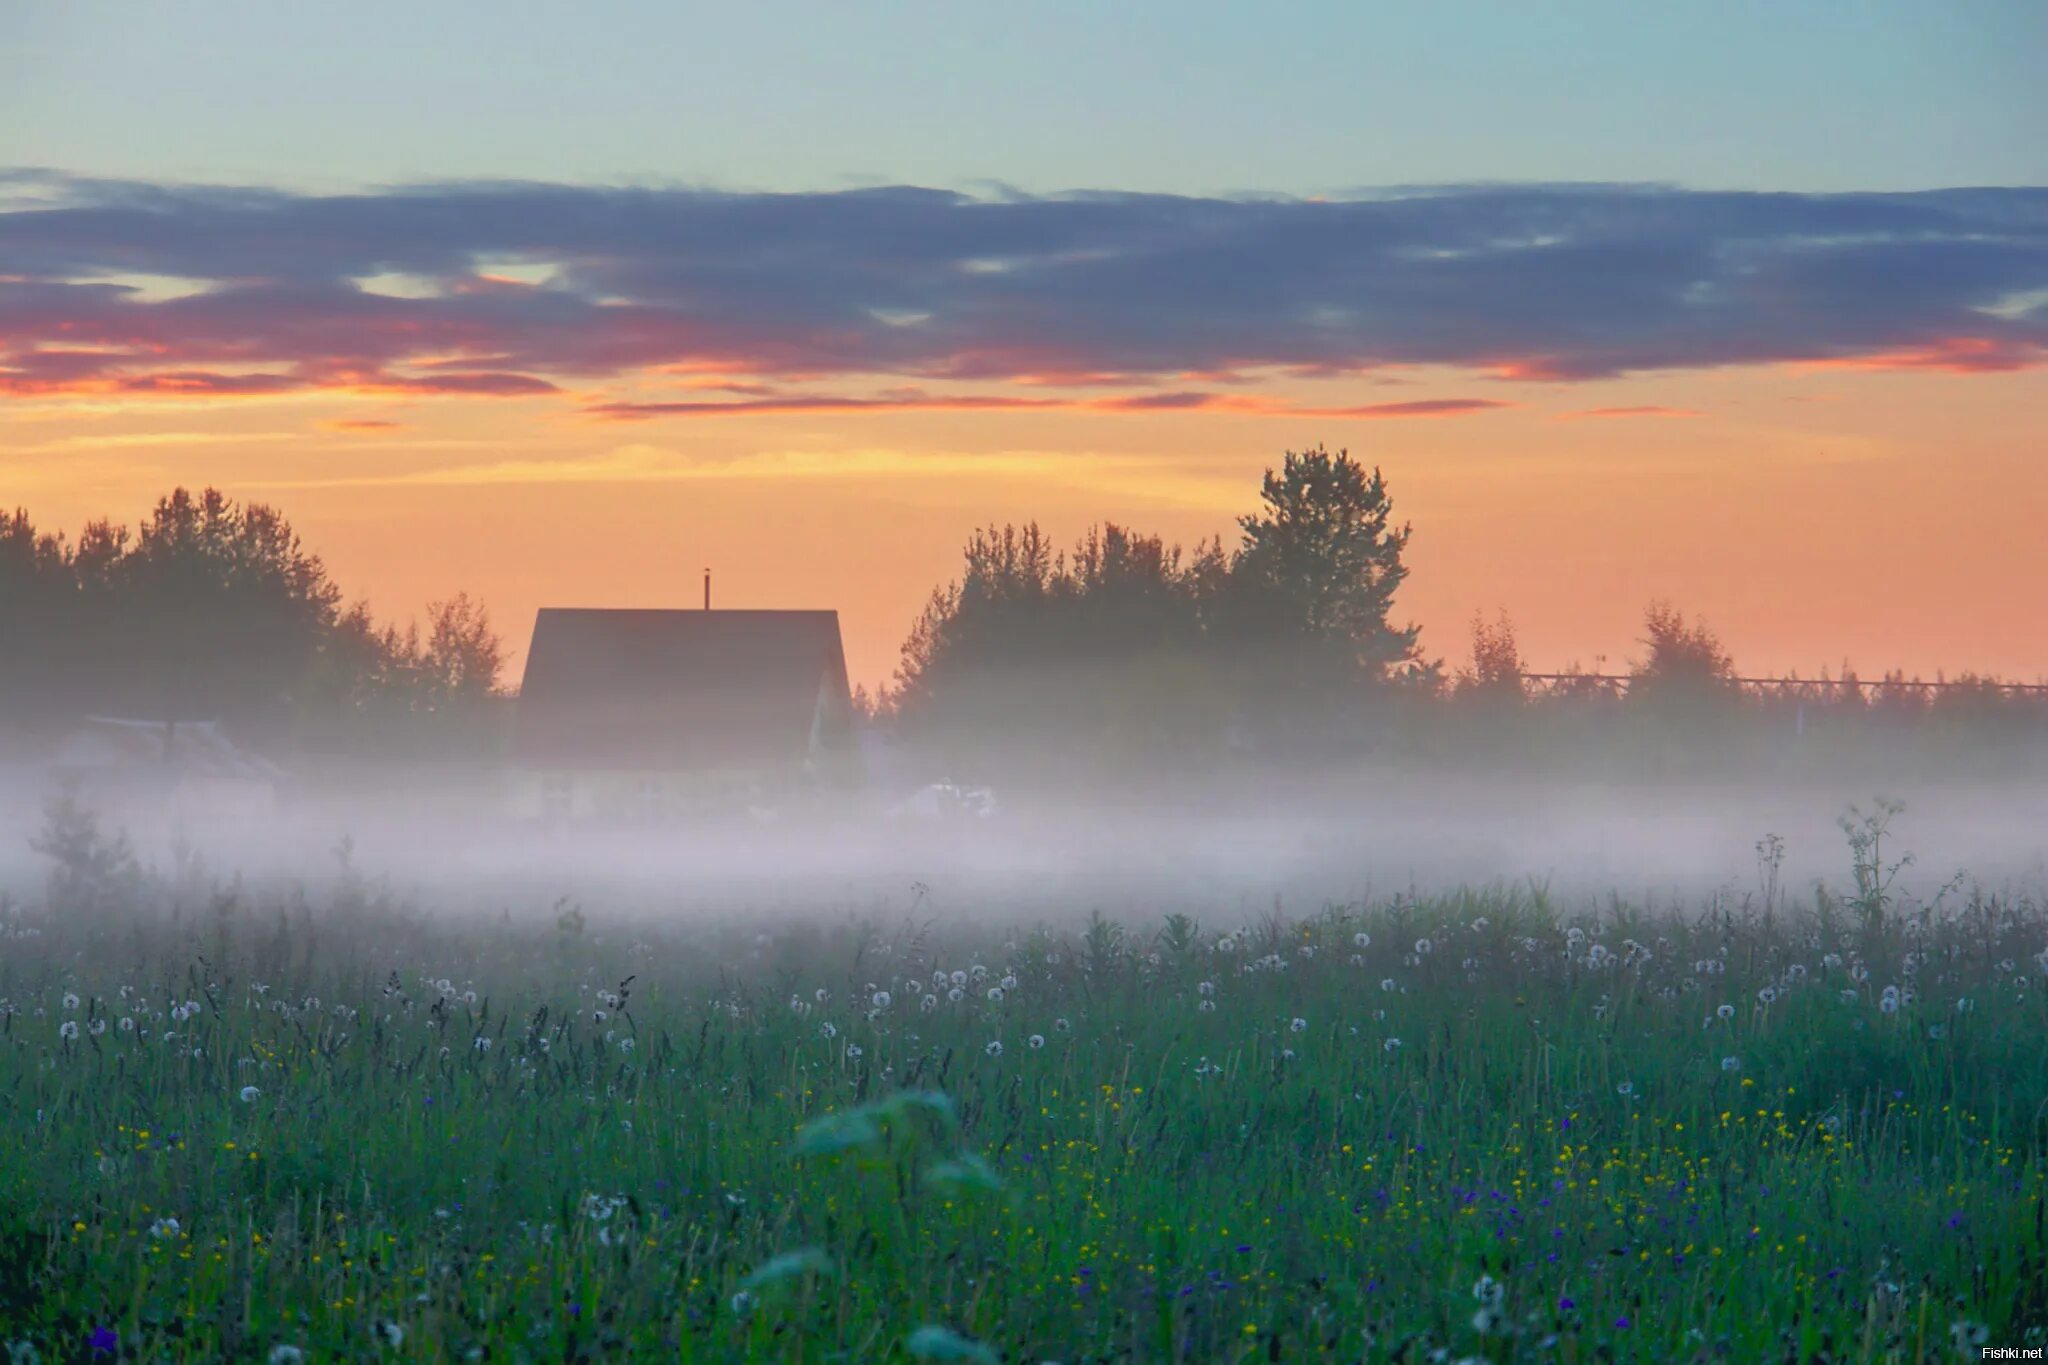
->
<box><xmin>0</xmin><ymin>510</ymin><xmax>84</xmax><ymax>729</ymax></box>
<box><xmin>1455</xmin><ymin>610</ymin><xmax>1526</xmax><ymax>700</ymax></box>
<box><xmin>891</xmin><ymin>520</ymin><xmax>1228</xmax><ymax>777</ymax></box>
<box><xmin>1629</xmin><ymin>601</ymin><xmax>1736</xmax><ymax>700</ymax></box>
<box><xmin>423</xmin><ymin>592</ymin><xmax>505</xmax><ymax>701</ymax></box>
<box><xmin>109</xmin><ymin>488</ymin><xmax>345</xmax><ymax>730</ymax></box>
<box><xmin>1226</xmin><ymin>446</ymin><xmax>1421</xmax><ymax>680</ymax></box>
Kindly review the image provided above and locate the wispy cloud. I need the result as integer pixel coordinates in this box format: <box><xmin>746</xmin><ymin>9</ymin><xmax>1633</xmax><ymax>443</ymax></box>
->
<box><xmin>244</xmin><ymin>443</ymin><xmax>1173</xmax><ymax>491</ymax></box>
<box><xmin>0</xmin><ymin>428</ymin><xmax>307</xmax><ymax>455</ymax></box>
<box><xmin>1556</xmin><ymin>405</ymin><xmax>1701</xmax><ymax>420</ymax></box>
<box><xmin>2</xmin><ymin>172</ymin><xmax>2042</xmax><ymax>410</ymax></box>
<box><xmin>586</xmin><ymin>388</ymin><xmax>1510</xmax><ymax>422</ymax></box>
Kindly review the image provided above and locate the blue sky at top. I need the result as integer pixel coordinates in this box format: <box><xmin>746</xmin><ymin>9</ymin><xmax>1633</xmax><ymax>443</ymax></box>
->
<box><xmin>5</xmin><ymin>0</ymin><xmax>2043</xmax><ymax>195</ymax></box>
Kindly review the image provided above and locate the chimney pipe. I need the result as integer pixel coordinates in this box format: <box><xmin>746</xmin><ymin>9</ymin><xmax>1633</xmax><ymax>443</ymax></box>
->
<box><xmin>703</xmin><ymin>567</ymin><xmax>711</xmax><ymax>610</ymax></box>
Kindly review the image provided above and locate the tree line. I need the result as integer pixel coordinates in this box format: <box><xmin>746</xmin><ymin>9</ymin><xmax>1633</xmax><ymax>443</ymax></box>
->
<box><xmin>877</xmin><ymin>446</ymin><xmax>2048</xmax><ymax>781</ymax></box>
<box><xmin>5</xmin><ymin>452</ymin><xmax>2040</xmax><ymax>780</ymax></box>
<box><xmin>0</xmin><ymin>488</ymin><xmax>504</xmax><ymax>756</ymax></box>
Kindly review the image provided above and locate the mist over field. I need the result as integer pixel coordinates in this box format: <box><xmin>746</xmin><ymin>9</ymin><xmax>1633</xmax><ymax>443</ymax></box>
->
<box><xmin>7</xmin><ymin>762</ymin><xmax>2045</xmax><ymax>922</ymax></box>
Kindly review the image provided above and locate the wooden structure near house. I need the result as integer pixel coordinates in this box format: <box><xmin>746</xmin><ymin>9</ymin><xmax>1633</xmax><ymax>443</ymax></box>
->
<box><xmin>47</xmin><ymin>715</ymin><xmax>287</xmax><ymax>821</ymax></box>
<box><xmin>511</xmin><ymin>608</ymin><xmax>858</xmax><ymax>821</ymax></box>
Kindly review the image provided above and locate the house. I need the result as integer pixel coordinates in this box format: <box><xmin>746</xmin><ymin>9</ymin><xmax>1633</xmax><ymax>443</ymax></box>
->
<box><xmin>511</xmin><ymin>608</ymin><xmax>859</xmax><ymax>821</ymax></box>
<box><xmin>46</xmin><ymin>715</ymin><xmax>287</xmax><ymax>822</ymax></box>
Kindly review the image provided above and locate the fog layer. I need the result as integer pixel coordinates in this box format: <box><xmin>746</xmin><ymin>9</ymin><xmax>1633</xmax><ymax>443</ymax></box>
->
<box><xmin>5</xmin><ymin>768</ymin><xmax>2042</xmax><ymax>922</ymax></box>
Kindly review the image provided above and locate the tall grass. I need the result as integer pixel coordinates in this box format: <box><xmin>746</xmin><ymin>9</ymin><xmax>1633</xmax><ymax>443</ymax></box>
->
<box><xmin>3</xmin><ymin>829</ymin><xmax>2046</xmax><ymax>1359</ymax></box>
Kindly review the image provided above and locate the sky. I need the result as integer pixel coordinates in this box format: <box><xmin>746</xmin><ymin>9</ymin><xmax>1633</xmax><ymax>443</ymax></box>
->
<box><xmin>4</xmin><ymin>0</ymin><xmax>2046</xmax><ymax>689</ymax></box>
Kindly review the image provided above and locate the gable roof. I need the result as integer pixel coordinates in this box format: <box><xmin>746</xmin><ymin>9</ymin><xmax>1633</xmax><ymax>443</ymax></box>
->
<box><xmin>513</xmin><ymin>608</ymin><xmax>853</xmax><ymax>772</ymax></box>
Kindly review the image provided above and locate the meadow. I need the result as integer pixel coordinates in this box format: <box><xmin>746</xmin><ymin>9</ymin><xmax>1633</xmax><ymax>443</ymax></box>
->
<box><xmin>4</xmin><ymin>808</ymin><xmax>2047</xmax><ymax>1362</ymax></box>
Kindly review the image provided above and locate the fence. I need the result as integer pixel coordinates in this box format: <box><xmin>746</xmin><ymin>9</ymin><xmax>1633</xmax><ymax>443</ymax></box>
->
<box><xmin>1516</xmin><ymin>673</ymin><xmax>2048</xmax><ymax>702</ymax></box>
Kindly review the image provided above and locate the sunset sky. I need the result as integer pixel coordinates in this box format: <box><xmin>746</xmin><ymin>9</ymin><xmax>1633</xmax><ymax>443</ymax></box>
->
<box><xmin>5</xmin><ymin>1</ymin><xmax>2046</xmax><ymax>689</ymax></box>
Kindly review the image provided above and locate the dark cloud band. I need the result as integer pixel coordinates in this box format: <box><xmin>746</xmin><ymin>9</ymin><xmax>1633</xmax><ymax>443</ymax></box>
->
<box><xmin>2</xmin><ymin>171</ymin><xmax>2043</xmax><ymax>403</ymax></box>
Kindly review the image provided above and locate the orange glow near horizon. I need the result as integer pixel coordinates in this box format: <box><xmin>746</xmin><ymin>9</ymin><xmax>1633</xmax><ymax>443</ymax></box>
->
<box><xmin>6</xmin><ymin>359</ymin><xmax>2046</xmax><ymax>693</ymax></box>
